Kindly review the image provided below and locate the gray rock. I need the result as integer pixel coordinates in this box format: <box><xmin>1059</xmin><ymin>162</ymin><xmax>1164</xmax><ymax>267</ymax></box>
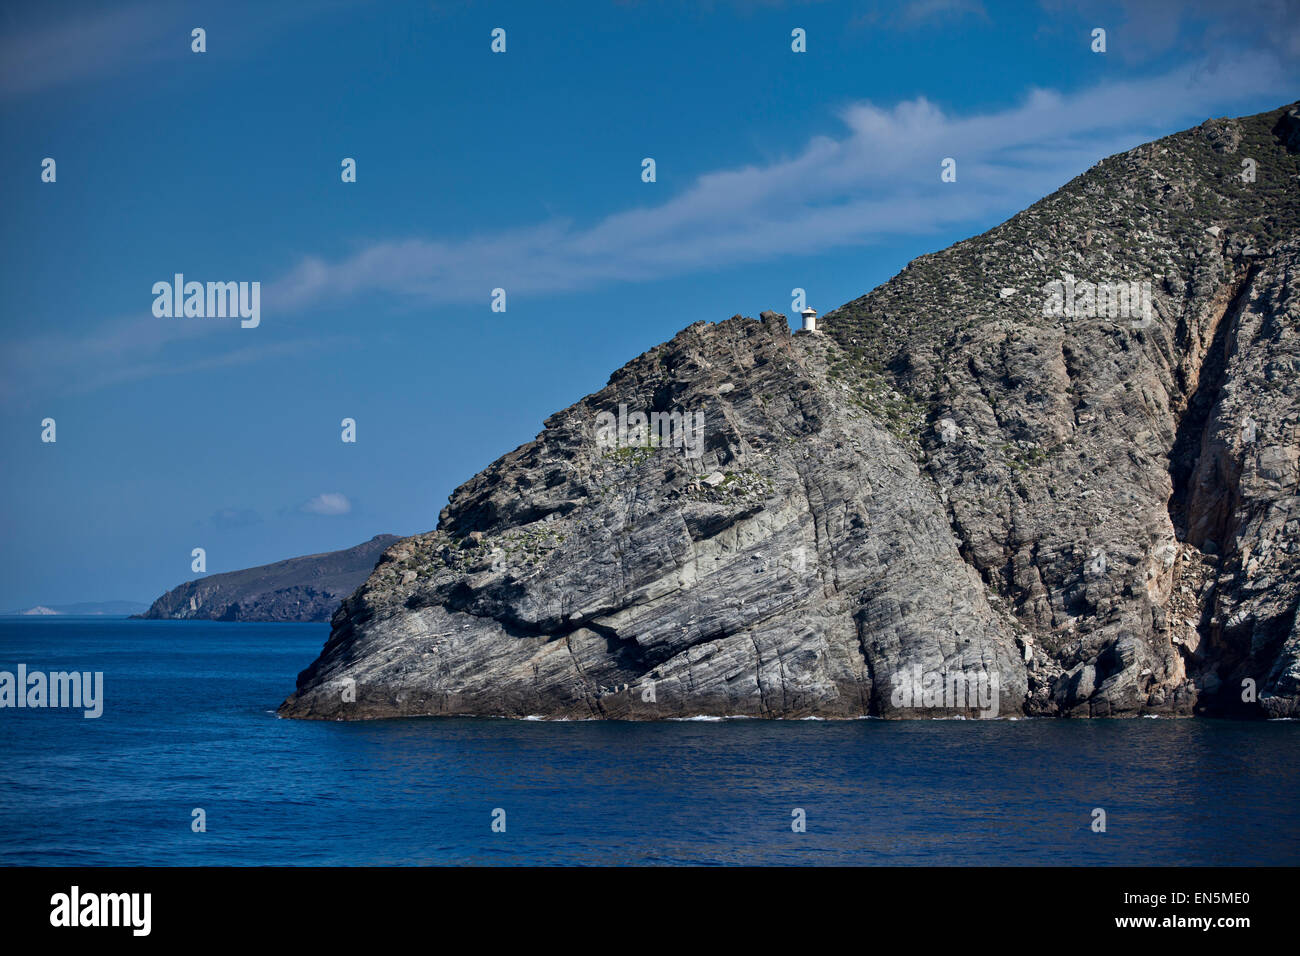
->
<box><xmin>138</xmin><ymin>535</ymin><xmax>400</xmax><ymax>623</ymax></box>
<box><xmin>280</xmin><ymin>101</ymin><xmax>1300</xmax><ymax>721</ymax></box>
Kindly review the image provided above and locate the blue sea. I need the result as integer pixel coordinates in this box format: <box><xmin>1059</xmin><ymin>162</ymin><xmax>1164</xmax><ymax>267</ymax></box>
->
<box><xmin>1</xmin><ymin>617</ymin><xmax>1297</xmax><ymax>866</ymax></box>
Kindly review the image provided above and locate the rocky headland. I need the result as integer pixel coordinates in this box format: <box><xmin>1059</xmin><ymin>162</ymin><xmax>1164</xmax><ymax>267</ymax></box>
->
<box><xmin>281</xmin><ymin>102</ymin><xmax>1300</xmax><ymax>720</ymax></box>
<box><xmin>137</xmin><ymin>534</ymin><xmax>400</xmax><ymax>623</ymax></box>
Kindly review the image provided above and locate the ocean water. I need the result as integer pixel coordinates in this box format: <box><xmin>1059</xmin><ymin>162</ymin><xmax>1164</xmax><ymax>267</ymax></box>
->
<box><xmin>0</xmin><ymin>617</ymin><xmax>1297</xmax><ymax>866</ymax></box>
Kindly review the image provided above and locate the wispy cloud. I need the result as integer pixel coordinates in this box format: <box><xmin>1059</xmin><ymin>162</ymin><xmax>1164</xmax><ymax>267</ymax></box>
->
<box><xmin>271</xmin><ymin>54</ymin><xmax>1293</xmax><ymax>309</ymax></box>
<box><xmin>300</xmin><ymin>493</ymin><xmax>351</xmax><ymax>516</ymax></box>
<box><xmin>0</xmin><ymin>0</ymin><xmax>360</xmax><ymax>99</ymax></box>
<box><xmin>1043</xmin><ymin>0</ymin><xmax>1300</xmax><ymax>66</ymax></box>
<box><xmin>0</xmin><ymin>2</ymin><xmax>178</xmax><ymax>99</ymax></box>
<box><xmin>853</xmin><ymin>0</ymin><xmax>990</xmax><ymax>30</ymax></box>
<box><xmin>0</xmin><ymin>319</ymin><xmax>355</xmax><ymax>402</ymax></box>
<box><xmin>211</xmin><ymin>507</ymin><xmax>262</xmax><ymax>529</ymax></box>
<box><xmin>2</xmin><ymin>49</ymin><xmax>1292</xmax><ymax>402</ymax></box>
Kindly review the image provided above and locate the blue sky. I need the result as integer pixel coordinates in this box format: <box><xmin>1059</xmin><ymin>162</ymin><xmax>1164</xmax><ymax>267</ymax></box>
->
<box><xmin>1</xmin><ymin>0</ymin><xmax>1296</xmax><ymax>608</ymax></box>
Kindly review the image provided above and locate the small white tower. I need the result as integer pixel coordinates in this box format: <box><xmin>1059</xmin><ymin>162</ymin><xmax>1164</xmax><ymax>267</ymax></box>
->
<box><xmin>800</xmin><ymin>307</ymin><xmax>818</xmax><ymax>332</ymax></box>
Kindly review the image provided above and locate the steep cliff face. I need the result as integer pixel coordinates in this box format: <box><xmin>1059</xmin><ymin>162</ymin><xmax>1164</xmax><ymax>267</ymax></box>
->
<box><xmin>137</xmin><ymin>535</ymin><xmax>400</xmax><ymax>623</ymax></box>
<box><xmin>1181</xmin><ymin>246</ymin><xmax>1300</xmax><ymax>718</ymax></box>
<box><xmin>281</xmin><ymin>102</ymin><xmax>1300</xmax><ymax>720</ymax></box>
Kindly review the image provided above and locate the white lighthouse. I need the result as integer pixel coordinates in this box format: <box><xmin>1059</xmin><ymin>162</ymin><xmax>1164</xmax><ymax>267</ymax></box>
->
<box><xmin>800</xmin><ymin>307</ymin><xmax>818</xmax><ymax>332</ymax></box>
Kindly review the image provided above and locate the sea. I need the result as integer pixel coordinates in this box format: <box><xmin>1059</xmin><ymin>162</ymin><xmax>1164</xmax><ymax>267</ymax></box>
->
<box><xmin>1</xmin><ymin>617</ymin><xmax>1297</xmax><ymax>866</ymax></box>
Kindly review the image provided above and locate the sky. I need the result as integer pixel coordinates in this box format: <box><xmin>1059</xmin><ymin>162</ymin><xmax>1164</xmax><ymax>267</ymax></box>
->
<box><xmin>0</xmin><ymin>0</ymin><xmax>1296</xmax><ymax>608</ymax></box>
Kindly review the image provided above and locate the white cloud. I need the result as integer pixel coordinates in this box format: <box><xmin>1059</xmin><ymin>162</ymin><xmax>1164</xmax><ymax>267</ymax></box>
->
<box><xmin>0</xmin><ymin>2</ymin><xmax>176</xmax><ymax>99</ymax></box>
<box><xmin>0</xmin><ymin>0</ymin><xmax>360</xmax><ymax>99</ymax></box>
<box><xmin>300</xmin><ymin>493</ymin><xmax>352</xmax><ymax>516</ymax></box>
<box><xmin>893</xmin><ymin>0</ymin><xmax>990</xmax><ymax>28</ymax></box>
<box><xmin>1043</xmin><ymin>0</ymin><xmax>1300</xmax><ymax>66</ymax></box>
<box><xmin>0</xmin><ymin>322</ymin><xmax>354</xmax><ymax>403</ymax></box>
<box><xmin>268</xmin><ymin>55</ymin><xmax>1293</xmax><ymax>310</ymax></box>
<box><xmin>3</xmin><ymin>52</ymin><xmax>1294</xmax><ymax>402</ymax></box>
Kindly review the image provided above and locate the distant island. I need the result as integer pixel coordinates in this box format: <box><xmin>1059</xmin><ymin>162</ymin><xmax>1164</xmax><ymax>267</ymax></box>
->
<box><xmin>1</xmin><ymin>600</ymin><xmax>150</xmax><ymax>617</ymax></box>
<box><xmin>134</xmin><ymin>534</ymin><xmax>399</xmax><ymax>623</ymax></box>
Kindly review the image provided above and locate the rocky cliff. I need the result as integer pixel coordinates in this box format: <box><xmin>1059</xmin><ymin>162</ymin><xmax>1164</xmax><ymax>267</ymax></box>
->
<box><xmin>137</xmin><ymin>535</ymin><xmax>400</xmax><ymax>622</ymax></box>
<box><xmin>281</xmin><ymin>101</ymin><xmax>1300</xmax><ymax>720</ymax></box>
